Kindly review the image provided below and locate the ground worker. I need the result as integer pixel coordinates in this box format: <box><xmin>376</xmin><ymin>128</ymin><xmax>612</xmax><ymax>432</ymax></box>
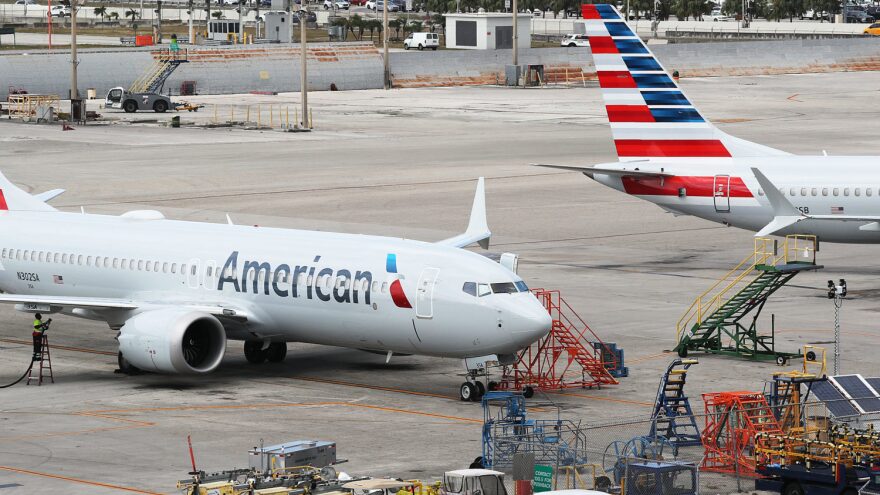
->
<box><xmin>32</xmin><ymin>313</ymin><xmax>51</xmax><ymax>361</ymax></box>
<box><xmin>170</xmin><ymin>34</ymin><xmax>180</xmax><ymax>59</ymax></box>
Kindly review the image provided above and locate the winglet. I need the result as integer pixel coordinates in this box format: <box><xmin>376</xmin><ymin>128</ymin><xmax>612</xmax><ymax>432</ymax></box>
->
<box><xmin>33</xmin><ymin>189</ymin><xmax>65</xmax><ymax>203</ymax></box>
<box><xmin>751</xmin><ymin>167</ymin><xmax>805</xmax><ymax>237</ymax></box>
<box><xmin>437</xmin><ymin>177</ymin><xmax>491</xmax><ymax>249</ymax></box>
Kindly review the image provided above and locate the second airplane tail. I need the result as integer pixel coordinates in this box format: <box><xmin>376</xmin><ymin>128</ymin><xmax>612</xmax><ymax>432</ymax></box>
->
<box><xmin>0</xmin><ymin>171</ymin><xmax>61</xmax><ymax>212</ymax></box>
<box><xmin>582</xmin><ymin>4</ymin><xmax>790</xmax><ymax>161</ymax></box>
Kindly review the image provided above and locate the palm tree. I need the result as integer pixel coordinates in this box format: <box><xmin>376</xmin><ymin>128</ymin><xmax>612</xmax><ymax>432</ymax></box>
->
<box><xmin>94</xmin><ymin>5</ymin><xmax>107</xmax><ymax>22</ymax></box>
<box><xmin>108</xmin><ymin>11</ymin><xmax>119</xmax><ymax>21</ymax></box>
<box><xmin>430</xmin><ymin>12</ymin><xmax>444</xmax><ymax>32</ymax></box>
<box><xmin>125</xmin><ymin>8</ymin><xmax>140</xmax><ymax>20</ymax></box>
<box><xmin>365</xmin><ymin>18</ymin><xmax>382</xmax><ymax>39</ymax></box>
<box><xmin>388</xmin><ymin>17</ymin><xmax>402</xmax><ymax>39</ymax></box>
<box><xmin>348</xmin><ymin>13</ymin><xmax>365</xmax><ymax>39</ymax></box>
<box><xmin>408</xmin><ymin>19</ymin><xmax>423</xmax><ymax>32</ymax></box>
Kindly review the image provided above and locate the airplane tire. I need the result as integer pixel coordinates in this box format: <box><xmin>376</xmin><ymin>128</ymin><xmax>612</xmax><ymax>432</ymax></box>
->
<box><xmin>266</xmin><ymin>342</ymin><xmax>287</xmax><ymax>363</ymax></box>
<box><xmin>487</xmin><ymin>380</ymin><xmax>498</xmax><ymax>391</ymax></box>
<box><xmin>244</xmin><ymin>340</ymin><xmax>268</xmax><ymax>364</ymax></box>
<box><xmin>117</xmin><ymin>351</ymin><xmax>141</xmax><ymax>374</ymax></box>
<box><xmin>475</xmin><ymin>381</ymin><xmax>486</xmax><ymax>397</ymax></box>
<box><xmin>523</xmin><ymin>385</ymin><xmax>535</xmax><ymax>398</ymax></box>
<box><xmin>460</xmin><ymin>382</ymin><xmax>477</xmax><ymax>401</ymax></box>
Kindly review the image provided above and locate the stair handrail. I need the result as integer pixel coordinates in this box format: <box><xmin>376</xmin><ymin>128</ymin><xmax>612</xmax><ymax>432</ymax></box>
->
<box><xmin>555</xmin><ymin>293</ymin><xmax>618</xmax><ymax>372</ymax></box>
<box><xmin>676</xmin><ymin>237</ymin><xmax>776</xmax><ymax>344</ymax></box>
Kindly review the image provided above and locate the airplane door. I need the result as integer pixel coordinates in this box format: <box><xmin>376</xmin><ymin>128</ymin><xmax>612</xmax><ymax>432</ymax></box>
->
<box><xmin>415</xmin><ymin>268</ymin><xmax>440</xmax><ymax>319</ymax></box>
<box><xmin>713</xmin><ymin>175</ymin><xmax>731</xmax><ymax>213</ymax></box>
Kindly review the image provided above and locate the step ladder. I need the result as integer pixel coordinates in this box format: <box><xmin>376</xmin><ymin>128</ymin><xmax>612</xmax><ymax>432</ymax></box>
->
<box><xmin>701</xmin><ymin>391</ymin><xmax>782</xmax><ymax>475</ymax></box>
<box><xmin>27</xmin><ymin>334</ymin><xmax>54</xmax><ymax>386</ymax></box>
<box><xmin>129</xmin><ymin>49</ymin><xmax>189</xmax><ymax>94</ymax></box>
<box><xmin>500</xmin><ymin>289</ymin><xmax>620</xmax><ymax>391</ymax></box>
<box><xmin>675</xmin><ymin>235</ymin><xmax>821</xmax><ymax>362</ymax></box>
<box><xmin>649</xmin><ymin>358</ymin><xmax>701</xmax><ymax>448</ymax></box>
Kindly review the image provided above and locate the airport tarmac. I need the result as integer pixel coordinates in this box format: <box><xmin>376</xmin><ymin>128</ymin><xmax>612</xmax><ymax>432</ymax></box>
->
<box><xmin>1</xmin><ymin>71</ymin><xmax>880</xmax><ymax>494</ymax></box>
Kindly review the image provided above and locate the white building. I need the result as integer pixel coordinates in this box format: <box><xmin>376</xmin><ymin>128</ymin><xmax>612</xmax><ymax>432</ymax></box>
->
<box><xmin>443</xmin><ymin>12</ymin><xmax>531</xmax><ymax>50</ymax></box>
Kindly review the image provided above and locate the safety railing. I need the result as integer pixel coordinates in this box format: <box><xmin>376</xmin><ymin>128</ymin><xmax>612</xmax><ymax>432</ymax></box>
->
<box><xmin>6</xmin><ymin>94</ymin><xmax>60</xmax><ymax>118</ymax></box>
<box><xmin>675</xmin><ymin>235</ymin><xmax>816</xmax><ymax>344</ymax></box>
<box><xmin>207</xmin><ymin>103</ymin><xmax>313</xmax><ymax>130</ymax></box>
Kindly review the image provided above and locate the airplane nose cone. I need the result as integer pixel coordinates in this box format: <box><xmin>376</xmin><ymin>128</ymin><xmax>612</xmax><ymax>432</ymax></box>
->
<box><xmin>510</xmin><ymin>297</ymin><xmax>552</xmax><ymax>347</ymax></box>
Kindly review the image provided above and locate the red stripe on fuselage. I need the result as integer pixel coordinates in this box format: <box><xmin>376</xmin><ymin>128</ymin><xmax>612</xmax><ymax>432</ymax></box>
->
<box><xmin>615</xmin><ymin>139</ymin><xmax>732</xmax><ymax>158</ymax></box>
<box><xmin>0</xmin><ymin>191</ymin><xmax>8</xmax><ymax>211</ymax></box>
<box><xmin>588</xmin><ymin>36</ymin><xmax>618</xmax><ymax>53</ymax></box>
<box><xmin>621</xmin><ymin>176</ymin><xmax>753</xmax><ymax>198</ymax></box>
<box><xmin>606</xmin><ymin>105</ymin><xmax>654</xmax><ymax>123</ymax></box>
<box><xmin>597</xmin><ymin>71</ymin><xmax>637</xmax><ymax>88</ymax></box>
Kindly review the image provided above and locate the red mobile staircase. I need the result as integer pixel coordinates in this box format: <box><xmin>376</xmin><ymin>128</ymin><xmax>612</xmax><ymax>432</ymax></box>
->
<box><xmin>701</xmin><ymin>391</ymin><xmax>782</xmax><ymax>476</ymax></box>
<box><xmin>498</xmin><ymin>289</ymin><xmax>621</xmax><ymax>392</ymax></box>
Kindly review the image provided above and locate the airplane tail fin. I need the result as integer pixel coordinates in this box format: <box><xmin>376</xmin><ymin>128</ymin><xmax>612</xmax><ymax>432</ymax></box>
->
<box><xmin>581</xmin><ymin>4</ymin><xmax>790</xmax><ymax>160</ymax></box>
<box><xmin>0</xmin><ymin>171</ymin><xmax>60</xmax><ymax>212</ymax></box>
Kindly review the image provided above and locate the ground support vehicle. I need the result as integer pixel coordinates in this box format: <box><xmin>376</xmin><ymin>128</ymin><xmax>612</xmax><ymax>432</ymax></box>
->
<box><xmin>756</xmin><ymin>463</ymin><xmax>880</xmax><ymax>495</ymax></box>
<box><xmin>105</xmin><ymin>49</ymin><xmax>188</xmax><ymax>113</ymax></box>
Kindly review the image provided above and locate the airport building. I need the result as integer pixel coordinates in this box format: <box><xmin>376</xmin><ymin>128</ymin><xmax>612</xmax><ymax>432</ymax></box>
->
<box><xmin>443</xmin><ymin>12</ymin><xmax>531</xmax><ymax>50</ymax></box>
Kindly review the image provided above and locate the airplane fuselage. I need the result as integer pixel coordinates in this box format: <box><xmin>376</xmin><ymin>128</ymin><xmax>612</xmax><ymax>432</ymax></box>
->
<box><xmin>0</xmin><ymin>210</ymin><xmax>550</xmax><ymax>358</ymax></box>
<box><xmin>592</xmin><ymin>156</ymin><xmax>880</xmax><ymax>243</ymax></box>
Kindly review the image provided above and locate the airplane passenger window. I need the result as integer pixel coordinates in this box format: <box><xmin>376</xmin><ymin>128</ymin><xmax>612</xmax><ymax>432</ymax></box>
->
<box><xmin>15</xmin><ymin>249</ymin><xmax>20</xmax><ymax>260</ymax></box>
<box><xmin>811</xmin><ymin>188</ymin><xmax>817</xmax><ymax>197</ymax></box>
<box><xmin>844</xmin><ymin>188</ymin><xmax>850</xmax><ymax>196</ymax></box>
<box><xmin>120</xmin><ymin>259</ymin><xmax>127</xmax><ymax>270</ymax></box>
<box><xmin>163</xmin><ymin>262</ymin><xmax>168</xmax><ymax>273</ymax></box>
<box><xmin>38</xmin><ymin>252</ymin><xmax>45</xmax><ymax>262</ymax></box>
<box><xmin>171</xmin><ymin>263</ymin><xmax>177</xmax><ymax>274</ymax></box>
<box><xmin>833</xmin><ymin>188</ymin><xmax>840</xmax><ymax>196</ymax></box>
<box><xmin>822</xmin><ymin>188</ymin><xmax>828</xmax><ymax>197</ymax></box>
<box><xmin>191</xmin><ymin>265</ymin><xmax>197</xmax><ymax>276</ymax></box>
<box><xmin>146</xmin><ymin>261</ymin><xmax>152</xmax><ymax>271</ymax></box>
<box><xmin>112</xmin><ymin>258</ymin><xmax>118</xmax><ymax>268</ymax></box>
<box><xmin>86</xmin><ymin>255</ymin><xmax>91</xmax><ymax>266</ymax></box>
<box><xmin>95</xmin><ymin>256</ymin><xmax>102</xmax><ymax>266</ymax></box>
<box><xmin>372</xmin><ymin>281</ymin><xmax>380</xmax><ymax>292</ymax></box>
<box><xmin>800</xmin><ymin>188</ymin><xmax>806</xmax><ymax>196</ymax></box>
<box><xmin>868</xmin><ymin>188</ymin><xmax>873</xmax><ymax>197</ymax></box>
<box><xmin>62</xmin><ymin>254</ymin><xmax>68</xmax><ymax>263</ymax></box>
<box><xmin>1</xmin><ymin>249</ymin><xmax>6</xmax><ymax>258</ymax></box>
<box><xmin>462</xmin><ymin>282</ymin><xmax>477</xmax><ymax>296</ymax></box>
<box><xmin>477</xmin><ymin>283</ymin><xmax>491</xmax><ymax>297</ymax></box>
<box><xmin>78</xmin><ymin>255</ymin><xmax>83</xmax><ymax>265</ymax></box>
<box><xmin>23</xmin><ymin>251</ymin><xmax>30</xmax><ymax>261</ymax></box>
<box><xmin>154</xmin><ymin>263</ymin><xmax>159</xmax><ymax>273</ymax></box>
<box><xmin>381</xmin><ymin>282</ymin><xmax>388</xmax><ymax>293</ymax></box>
<box><xmin>138</xmin><ymin>260</ymin><xmax>144</xmax><ymax>270</ymax></box>
<box><xmin>855</xmin><ymin>188</ymin><xmax>861</xmax><ymax>197</ymax></box>
<box><xmin>180</xmin><ymin>264</ymin><xmax>186</xmax><ymax>274</ymax></box>
<box><xmin>789</xmin><ymin>188</ymin><xmax>796</xmax><ymax>196</ymax></box>
<box><xmin>104</xmin><ymin>258</ymin><xmax>110</xmax><ymax>268</ymax></box>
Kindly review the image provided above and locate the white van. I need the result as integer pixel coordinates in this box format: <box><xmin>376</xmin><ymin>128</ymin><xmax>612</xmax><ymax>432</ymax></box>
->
<box><xmin>403</xmin><ymin>32</ymin><xmax>439</xmax><ymax>50</ymax></box>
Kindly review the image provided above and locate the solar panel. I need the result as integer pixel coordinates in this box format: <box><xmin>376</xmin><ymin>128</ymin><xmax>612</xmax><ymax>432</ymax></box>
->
<box><xmin>810</xmin><ymin>380</ymin><xmax>859</xmax><ymax>417</ymax></box>
<box><xmin>867</xmin><ymin>377</ymin><xmax>880</xmax><ymax>393</ymax></box>
<box><xmin>832</xmin><ymin>375</ymin><xmax>880</xmax><ymax>413</ymax></box>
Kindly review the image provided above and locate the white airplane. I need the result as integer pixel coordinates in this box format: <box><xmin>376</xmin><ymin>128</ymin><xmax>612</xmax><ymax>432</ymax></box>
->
<box><xmin>0</xmin><ymin>173</ymin><xmax>550</xmax><ymax>399</ymax></box>
<box><xmin>541</xmin><ymin>4</ymin><xmax>880</xmax><ymax>244</ymax></box>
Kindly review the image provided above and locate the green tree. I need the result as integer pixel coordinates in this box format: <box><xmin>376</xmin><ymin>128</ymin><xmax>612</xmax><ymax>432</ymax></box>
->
<box><xmin>211</xmin><ymin>10</ymin><xmax>223</xmax><ymax>18</ymax></box>
<box><xmin>348</xmin><ymin>13</ymin><xmax>365</xmax><ymax>39</ymax></box>
<box><xmin>125</xmin><ymin>8</ymin><xmax>140</xmax><ymax>20</ymax></box>
<box><xmin>365</xmin><ymin>18</ymin><xmax>382</xmax><ymax>39</ymax></box>
<box><xmin>673</xmin><ymin>0</ymin><xmax>711</xmax><ymax>19</ymax></box>
<box><xmin>108</xmin><ymin>10</ymin><xmax>119</xmax><ymax>20</ymax></box>
<box><xmin>430</xmin><ymin>12</ymin><xmax>444</xmax><ymax>32</ymax></box>
<box><xmin>388</xmin><ymin>17</ymin><xmax>403</xmax><ymax>38</ymax></box>
<box><xmin>94</xmin><ymin>5</ymin><xmax>107</xmax><ymax>21</ymax></box>
<box><xmin>409</xmin><ymin>19</ymin><xmax>423</xmax><ymax>31</ymax></box>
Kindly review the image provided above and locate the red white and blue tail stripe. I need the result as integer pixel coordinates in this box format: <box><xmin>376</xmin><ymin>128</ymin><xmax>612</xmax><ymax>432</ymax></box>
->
<box><xmin>582</xmin><ymin>4</ymin><xmax>789</xmax><ymax>160</ymax></box>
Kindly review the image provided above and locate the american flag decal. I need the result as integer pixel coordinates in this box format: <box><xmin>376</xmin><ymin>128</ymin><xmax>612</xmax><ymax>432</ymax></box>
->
<box><xmin>53</xmin><ymin>275</ymin><xmax>64</xmax><ymax>284</ymax></box>
<box><xmin>831</xmin><ymin>206</ymin><xmax>845</xmax><ymax>214</ymax></box>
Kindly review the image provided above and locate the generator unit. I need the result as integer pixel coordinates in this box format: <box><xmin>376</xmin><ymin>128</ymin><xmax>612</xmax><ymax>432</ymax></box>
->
<box><xmin>249</xmin><ymin>440</ymin><xmax>337</xmax><ymax>472</ymax></box>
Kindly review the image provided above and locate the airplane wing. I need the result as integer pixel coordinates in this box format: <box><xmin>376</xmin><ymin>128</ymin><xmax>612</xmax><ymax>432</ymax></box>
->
<box><xmin>533</xmin><ymin>163</ymin><xmax>674</xmax><ymax>178</ymax></box>
<box><xmin>33</xmin><ymin>189</ymin><xmax>65</xmax><ymax>203</ymax></box>
<box><xmin>437</xmin><ymin>177</ymin><xmax>491</xmax><ymax>249</ymax></box>
<box><xmin>0</xmin><ymin>294</ymin><xmax>249</xmax><ymax>321</ymax></box>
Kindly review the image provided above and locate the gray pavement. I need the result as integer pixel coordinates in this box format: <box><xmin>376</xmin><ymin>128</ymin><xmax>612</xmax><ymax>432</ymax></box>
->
<box><xmin>1</xmin><ymin>71</ymin><xmax>880</xmax><ymax>494</ymax></box>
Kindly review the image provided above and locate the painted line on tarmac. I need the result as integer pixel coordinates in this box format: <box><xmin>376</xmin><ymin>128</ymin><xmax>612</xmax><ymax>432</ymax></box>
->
<box><xmin>548</xmin><ymin>391</ymin><xmax>653</xmax><ymax>407</ymax></box>
<box><xmin>627</xmin><ymin>351</ymin><xmax>673</xmax><ymax>364</ymax></box>
<box><xmin>0</xmin><ymin>466</ymin><xmax>162</xmax><ymax>494</ymax></box>
<box><xmin>293</xmin><ymin>376</ymin><xmax>458</xmax><ymax>400</ymax></box>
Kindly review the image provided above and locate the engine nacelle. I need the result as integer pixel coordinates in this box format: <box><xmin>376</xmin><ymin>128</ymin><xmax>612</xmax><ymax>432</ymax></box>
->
<box><xmin>480</xmin><ymin>252</ymin><xmax>519</xmax><ymax>274</ymax></box>
<box><xmin>118</xmin><ymin>309</ymin><xmax>226</xmax><ymax>374</ymax></box>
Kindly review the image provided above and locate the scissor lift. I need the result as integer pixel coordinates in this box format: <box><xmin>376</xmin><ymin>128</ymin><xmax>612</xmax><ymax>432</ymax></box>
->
<box><xmin>675</xmin><ymin>235</ymin><xmax>821</xmax><ymax>363</ymax></box>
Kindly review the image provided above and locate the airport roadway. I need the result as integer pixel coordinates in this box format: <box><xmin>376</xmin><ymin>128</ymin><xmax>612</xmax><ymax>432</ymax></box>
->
<box><xmin>1</xmin><ymin>71</ymin><xmax>879</xmax><ymax>494</ymax></box>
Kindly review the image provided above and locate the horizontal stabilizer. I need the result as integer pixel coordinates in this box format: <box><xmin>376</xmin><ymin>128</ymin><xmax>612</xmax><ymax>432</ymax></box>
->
<box><xmin>33</xmin><ymin>189</ymin><xmax>65</xmax><ymax>203</ymax></box>
<box><xmin>438</xmin><ymin>177</ymin><xmax>491</xmax><ymax>249</ymax></box>
<box><xmin>534</xmin><ymin>163</ymin><xmax>672</xmax><ymax>178</ymax></box>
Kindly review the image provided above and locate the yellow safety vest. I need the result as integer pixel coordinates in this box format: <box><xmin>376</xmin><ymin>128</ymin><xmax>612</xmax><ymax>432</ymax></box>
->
<box><xmin>33</xmin><ymin>319</ymin><xmax>43</xmax><ymax>333</ymax></box>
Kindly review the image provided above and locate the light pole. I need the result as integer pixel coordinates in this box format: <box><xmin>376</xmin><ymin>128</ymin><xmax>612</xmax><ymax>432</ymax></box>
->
<box><xmin>827</xmin><ymin>279</ymin><xmax>847</xmax><ymax>375</ymax></box>
<box><xmin>300</xmin><ymin>4</ymin><xmax>308</xmax><ymax>128</ymax></box>
<box><xmin>382</xmin><ymin>0</ymin><xmax>389</xmax><ymax>88</ymax></box>
<box><xmin>512</xmin><ymin>0</ymin><xmax>517</xmax><ymax>65</ymax></box>
<box><xmin>70</xmin><ymin>0</ymin><xmax>79</xmax><ymax>100</ymax></box>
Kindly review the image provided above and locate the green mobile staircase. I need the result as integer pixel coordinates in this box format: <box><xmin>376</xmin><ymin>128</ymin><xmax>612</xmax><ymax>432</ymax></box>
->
<box><xmin>674</xmin><ymin>235</ymin><xmax>821</xmax><ymax>363</ymax></box>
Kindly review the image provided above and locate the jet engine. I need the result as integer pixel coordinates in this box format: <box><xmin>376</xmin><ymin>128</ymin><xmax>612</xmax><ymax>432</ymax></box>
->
<box><xmin>118</xmin><ymin>309</ymin><xmax>227</xmax><ymax>374</ymax></box>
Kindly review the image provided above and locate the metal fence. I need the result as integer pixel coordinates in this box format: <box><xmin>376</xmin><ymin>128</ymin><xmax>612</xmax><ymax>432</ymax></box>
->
<box><xmin>485</xmin><ymin>396</ymin><xmax>880</xmax><ymax>495</ymax></box>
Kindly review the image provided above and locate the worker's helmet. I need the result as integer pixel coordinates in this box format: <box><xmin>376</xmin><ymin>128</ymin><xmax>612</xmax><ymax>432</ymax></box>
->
<box><xmin>34</xmin><ymin>313</ymin><xmax>42</xmax><ymax>319</ymax></box>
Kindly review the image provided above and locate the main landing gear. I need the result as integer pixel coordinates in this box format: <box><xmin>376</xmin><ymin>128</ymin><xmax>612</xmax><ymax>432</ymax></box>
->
<box><xmin>244</xmin><ymin>340</ymin><xmax>287</xmax><ymax>364</ymax></box>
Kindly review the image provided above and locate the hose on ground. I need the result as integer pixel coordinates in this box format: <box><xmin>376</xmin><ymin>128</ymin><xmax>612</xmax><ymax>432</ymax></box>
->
<box><xmin>0</xmin><ymin>360</ymin><xmax>35</xmax><ymax>388</ymax></box>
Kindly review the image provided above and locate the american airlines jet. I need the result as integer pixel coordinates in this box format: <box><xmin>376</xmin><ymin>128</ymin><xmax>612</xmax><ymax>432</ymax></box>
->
<box><xmin>542</xmin><ymin>4</ymin><xmax>880</xmax><ymax>244</ymax></box>
<box><xmin>0</xmin><ymin>173</ymin><xmax>550</xmax><ymax>398</ymax></box>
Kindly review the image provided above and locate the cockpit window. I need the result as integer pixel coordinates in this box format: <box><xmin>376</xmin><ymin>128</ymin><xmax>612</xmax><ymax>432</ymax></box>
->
<box><xmin>491</xmin><ymin>282</ymin><xmax>518</xmax><ymax>294</ymax></box>
<box><xmin>515</xmin><ymin>281</ymin><xmax>529</xmax><ymax>292</ymax></box>
<box><xmin>462</xmin><ymin>282</ymin><xmax>477</xmax><ymax>296</ymax></box>
<box><xmin>477</xmin><ymin>283</ymin><xmax>492</xmax><ymax>297</ymax></box>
